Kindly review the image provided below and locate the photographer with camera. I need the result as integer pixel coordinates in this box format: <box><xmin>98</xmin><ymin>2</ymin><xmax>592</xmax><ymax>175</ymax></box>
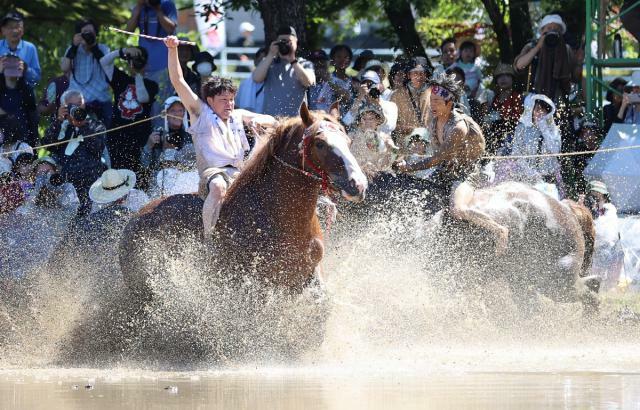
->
<box><xmin>140</xmin><ymin>96</ymin><xmax>194</xmax><ymax>188</ymax></box>
<box><xmin>0</xmin><ymin>49</ymin><xmax>39</xmax><ymax>146</ymax></box>
<box><xmin>43</xmin><ymin>89</ymin><xmax>106</xmax><ymax>215</ymax></box>
<box><xmin>615</xmin><ymin>76</ymin><xmax>640</xmax><ymax>126</ymax></box>
<box><xmin>61</xmin><ymin>19</ymin><xmax>112</xmax><ymax>127</ymax></box>
<box><xmin>126</xmin><ymin>0</ymin><xmax>177</xmax><ymax>104</ymax></box>
<box><xmin>0</xmin><ymin>12</ymin><xmax>40</xmax><ymax>87</ymax></box>
<box><xmin>252</xmin><ymin>26</ymin><xmax>315</xmax><ymax>117</ymax></box>
<box><xmin>100</xmin><ymin>45</ymin><xmax>158</xmax><ymax>172</ymax></box>
<box><xmin>514</xmin><ymin>14</ymin><xmax>581</xmax><ymax>102</ymax></box>
<box><xmin>343</xmin><ymin>70</ymin><xmax>397</xmax><ymax>136</ymax></box>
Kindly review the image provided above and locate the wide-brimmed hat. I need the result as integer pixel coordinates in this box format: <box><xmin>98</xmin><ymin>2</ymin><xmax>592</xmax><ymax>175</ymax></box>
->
<box><xmin>89</xmin><ymin>168</ymin><xmax>136</xmax><ymax>204</ymax></box>
<box><xmin>239</xmin><ymin>21</ymin><xmax>255</xmax><ymax>33</ymax></box>
<box><xmin>588</xmin><ymin>180</ymin><xmax>609</xmax><ymax>196</ymax></box>
<box><xmin>494</xmin><ymin>63</ymin><xmax>515</xmax><ymax>77</ymax></box>
<box><xmin>456</xmin><ymin>37</ymin><xmax>481</xmax><ymax>57</ymax></box>
<box><xmin>539</xmin><ymin>14</ymin><xmax>567</xmax><ymax>35</ymax></box>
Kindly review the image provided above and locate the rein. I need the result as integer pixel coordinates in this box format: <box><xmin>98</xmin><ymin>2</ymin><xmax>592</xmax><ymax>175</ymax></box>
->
<box><xmin>271</xmin><ymin>122</ymin><xmax>339</xmax><ymax>196</ymax></box>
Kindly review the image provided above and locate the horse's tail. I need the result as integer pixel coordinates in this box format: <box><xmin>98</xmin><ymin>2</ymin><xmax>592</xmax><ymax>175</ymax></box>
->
<box><xmin>563</xmin><ymin>199</ymin><xmax>595</xmax><ymax>276</ymax></box>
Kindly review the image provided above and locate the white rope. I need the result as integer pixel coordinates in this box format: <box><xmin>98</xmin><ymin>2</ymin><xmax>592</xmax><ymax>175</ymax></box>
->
<box><xmin>108</xmin><ymin>27</ymin><xmax>196</xmax><ymax>46</ymax></box>
<box><xmin>483</xmin><ymin>144</ymin><xmax>640</xmax><ymax>160</ymax></box>
<box><xmin>1</xmin><ymin>113</ymin><xmax>183</xmax><ymax>157</ymax></box>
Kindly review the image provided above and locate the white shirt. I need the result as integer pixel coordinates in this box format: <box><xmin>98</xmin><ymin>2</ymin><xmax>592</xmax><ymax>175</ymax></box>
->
<box><xmin>188</xmin><ymin>101</ymin><xmax>250</xmax><ymax>173</ymax></box>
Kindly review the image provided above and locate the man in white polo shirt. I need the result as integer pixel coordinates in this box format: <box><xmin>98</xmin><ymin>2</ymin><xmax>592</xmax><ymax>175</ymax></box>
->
<box><xmin>164</xmin><ymin>36</ymin><xmax>276</xmax><ymax>237</ymax></box>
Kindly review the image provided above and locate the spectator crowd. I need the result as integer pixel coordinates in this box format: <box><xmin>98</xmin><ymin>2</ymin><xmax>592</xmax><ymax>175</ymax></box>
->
<box><xmin>0</xmin><ymin>6</ymin><xmax>631</xmax><ymax>286</ymax></box>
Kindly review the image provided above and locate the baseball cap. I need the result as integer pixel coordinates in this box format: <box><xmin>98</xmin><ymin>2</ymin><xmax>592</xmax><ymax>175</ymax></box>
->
<box><xmin>360</xmin><ymin>70</ymin><xmax>381</xmax><ymax>84</ymax></box>
<box><xmin>276</xmin><ymin>26</ymin><xmax>297</xmax><ymax>37</ymax></box>
<box><xmin>1</xmin><ymin>11</ymin><xmax>23</xmax><ymax>26</ymax></box>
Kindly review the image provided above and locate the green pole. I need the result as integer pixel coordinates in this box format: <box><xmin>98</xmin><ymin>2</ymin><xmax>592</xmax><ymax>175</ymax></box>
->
<box><xmin>585</xmin><ymin>0</ymin><xmax>594</xmax><ymax>119</ymax></box>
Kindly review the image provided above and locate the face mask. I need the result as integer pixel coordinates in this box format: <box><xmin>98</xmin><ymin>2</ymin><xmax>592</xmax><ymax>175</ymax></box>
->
<box><xmin>196</xmin><ymin>62</ymin><xmax>213</xmax><ymax>77</ymax></box>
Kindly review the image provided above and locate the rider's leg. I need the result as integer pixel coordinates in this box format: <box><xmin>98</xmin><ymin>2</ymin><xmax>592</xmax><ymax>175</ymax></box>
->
<box><xmin>202</xmin><ymin>175</ymin><xmax>228</xmax><ymax>238</ymax></box>
<box><xmin>450</xmin><ymin>181</ymin><xmax>509</xmax><ymax>254</ymax></box>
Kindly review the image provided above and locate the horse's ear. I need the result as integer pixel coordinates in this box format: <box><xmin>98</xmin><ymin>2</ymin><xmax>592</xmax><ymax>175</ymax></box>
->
<box><xmin>328</xmin><ymin>101</ymin><xmax>340</xmax><ymax>120</ymax></box>
<box><xmin>300</xmin><ymin>101</ymin><xmax>314</xmax><ymax>127</ymax></box>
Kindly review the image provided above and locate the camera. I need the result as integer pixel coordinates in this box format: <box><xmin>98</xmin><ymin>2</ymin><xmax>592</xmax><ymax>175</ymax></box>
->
<box><xmin>122</xmin><ymin>50</ymin><xmax>147</xmax><ymax>70</ymax></box>
<box><xmin>153</xmin><ymin>126</ymin><xmax>164</xmax><ymax>147</ymax></box>
<box><xmin>80</xmin><ymin>31</ymin><xmax>96</xmax><ymax>45</ymax></box>
<box><xmin>543</xmin><ymin>31</ymin><xmax>560</xmax><ymax>48</ymax></box>
<box><xmin>165</xmin><ymin>130</ymin><xmax>183</xmax><ymax>147</ymax></box>
<box><xmin>67</xmin><ymin>104</ymin><xmax>88</xmax><ymax>122</ymax></box>
<box><xmin>277</xmin><ymin>39</ymin><xmax>291</xmax><ymax>56</ymax></box>
<box><xmin>369</xmin><ymin>88</ymin><xmax>381</xmax><ymax>99</ymax></box>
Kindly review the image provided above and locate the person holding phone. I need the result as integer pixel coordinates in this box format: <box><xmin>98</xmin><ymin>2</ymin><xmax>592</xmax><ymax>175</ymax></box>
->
<box><xmin>0</xmin><ymin>51</ymin><xmax>38</xmax><ymax>146</ymax></box>
<box><xmin>0</xmin><ymin>12</ymin><xmax>40</xmax><ymax>87</ymax></box>
<box><xmin>617</xmin><ymin>78</ymin><xmax>640</xmax><ymax>125</ymax></box>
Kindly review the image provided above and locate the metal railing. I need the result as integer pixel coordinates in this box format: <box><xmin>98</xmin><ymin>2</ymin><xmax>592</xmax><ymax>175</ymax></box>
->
<box><xmin>213</xmin><ymin>47</ymin><xmax>408</xmax><ymax>80</ymax></box>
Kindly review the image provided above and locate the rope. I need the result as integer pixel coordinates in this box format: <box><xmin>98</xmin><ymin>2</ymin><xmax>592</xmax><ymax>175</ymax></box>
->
<box><xmin>1</xmin><ymin>112</ymin><xmax>183</xmax><ymax>158</ymax></box>
<box><xmin>108</xmin><ymin>27</ymin><xmax>197</xmax><ymax>46</ymax></box>
<box><xmin>482</xmin><ymin>144</ymin><xmax>640</xmax><ymax>160</ymax></box>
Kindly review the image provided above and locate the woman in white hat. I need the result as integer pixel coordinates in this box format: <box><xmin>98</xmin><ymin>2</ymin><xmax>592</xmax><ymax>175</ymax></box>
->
<box><xmin>141</xmin><ymin>96</ymin><xmax>195</xmax><ymax>189</ymax></box>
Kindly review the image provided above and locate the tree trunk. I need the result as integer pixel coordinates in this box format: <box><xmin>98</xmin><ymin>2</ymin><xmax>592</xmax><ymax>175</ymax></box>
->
<box><xmin>257</xmin><ymin>0</ymin><xmax>308</xmax><ymax>53</ymax></box>
<box><xmin>480</xmin><ymin>0</ymin><xmax>512</xmax><ymax>62</ymax></box>
<box><xmin>509</xmin><ymin>0</ymin><xmax>533</xmax><ymax>60</ymax></box>
<box><xmin>382</xmin><ymin>0</ymin><xmax>427</xmax><ymax>58</ymax></box>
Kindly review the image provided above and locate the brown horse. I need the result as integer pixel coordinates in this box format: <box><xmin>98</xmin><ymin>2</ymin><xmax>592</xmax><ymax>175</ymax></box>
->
<box><xmin>120</xmin><ymin>103</ymin><xmax>367</xmax><ymax>298</ymax></box>
<box><xmin>434</xmin><ymin>182</ymin><xmax>599</xmax><ymax>314</ymax></box>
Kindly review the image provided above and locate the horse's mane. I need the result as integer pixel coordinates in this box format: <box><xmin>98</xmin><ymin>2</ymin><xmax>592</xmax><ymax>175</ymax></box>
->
<box><xmin>225</xmin><ymin>111</ymin><xmax>341</xmax><ymax>200</ymax></box>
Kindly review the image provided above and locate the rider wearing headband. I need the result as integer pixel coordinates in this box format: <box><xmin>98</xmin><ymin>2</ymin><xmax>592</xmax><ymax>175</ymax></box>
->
<box><xmin>395</xmin><ymin>72</ymin><xmax>510</xmax><ymax>254</ymax></box>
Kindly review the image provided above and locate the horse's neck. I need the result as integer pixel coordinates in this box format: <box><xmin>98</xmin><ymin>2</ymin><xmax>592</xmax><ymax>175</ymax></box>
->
<box><xmin>264</xmin><ymin>160</ymin><xmax>320</xmax><ymax>226</ymax></box>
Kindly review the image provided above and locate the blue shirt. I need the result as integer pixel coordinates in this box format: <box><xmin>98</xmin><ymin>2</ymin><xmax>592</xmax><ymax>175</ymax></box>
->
<box><xmin>136</xmin><ymin>1</ymin><xmax>177</xmax><ymax>72</ymax></box>
<box><xmin>0</xmin><ymin>39</ymin><xmax>41</xmax><ymax>86</ymax></box>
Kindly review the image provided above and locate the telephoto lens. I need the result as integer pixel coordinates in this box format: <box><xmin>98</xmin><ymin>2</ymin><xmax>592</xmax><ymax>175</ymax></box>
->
<box><xmin>68</xmin><ymin>105</ymin><xmax>88</xmax><ymax>122</ymax></box>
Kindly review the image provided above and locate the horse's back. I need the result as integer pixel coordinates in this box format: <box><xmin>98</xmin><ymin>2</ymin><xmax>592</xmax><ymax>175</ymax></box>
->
<box><xmin>119</xmin><ymin>194</ymin><xmax>204</xmax><ymax>297</ymax></box>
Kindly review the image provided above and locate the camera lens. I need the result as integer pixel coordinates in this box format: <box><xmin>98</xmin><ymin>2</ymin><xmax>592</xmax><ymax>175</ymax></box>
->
<box><xmin>81</xmin><ymin>32</ymin><xmax>96</xmax><ymax>44</ymax></box>
<box><xmin>69</xmin><ymin>105</ymin><xmax>88</xmax><ymax>122</ymax></box>
<box><xmin>543</xmin><ymin>32</ymin><xmax>560</xmax><ymax>48</ymax></box>
<box><xmin>369</xmin><ymin>88</ymin><xmax>381</xmax><ymax>99</ymax></box>
<box><xmin>278</xmin><ymin>41</ymin><xmax>291</xmax><ymax>56</ymax></box>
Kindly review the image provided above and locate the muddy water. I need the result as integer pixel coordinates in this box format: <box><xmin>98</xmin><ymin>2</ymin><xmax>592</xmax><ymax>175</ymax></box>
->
<box><xmin>3</xmin><ymin>210</ymin><xmax>640</xmax><ymax>408</ymax></box>
<box><xmin>3</xmin><ymin>369</ymin><xmax>640</xmax><ymax>409</ymax></box>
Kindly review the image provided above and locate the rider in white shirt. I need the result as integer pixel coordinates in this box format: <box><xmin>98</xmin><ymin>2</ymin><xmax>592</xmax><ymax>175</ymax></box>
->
<box><xmin>164</xmin><ymin>36</ymin><xmax>277</xmax><ymax>237</ymax></box>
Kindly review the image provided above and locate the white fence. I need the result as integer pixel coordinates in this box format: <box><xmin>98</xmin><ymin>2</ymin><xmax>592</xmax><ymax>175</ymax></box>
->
<box><xmin>213</xmin><ymin>47</ymin><xmax>412</xmax><ymax>80</ymax></box>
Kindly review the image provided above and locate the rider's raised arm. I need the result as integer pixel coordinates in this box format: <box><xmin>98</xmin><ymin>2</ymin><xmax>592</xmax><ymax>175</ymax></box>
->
<box><xmin>164</xmin><ymin>36</ymin><xmax>201</xmax><ymax>118</ymax></box>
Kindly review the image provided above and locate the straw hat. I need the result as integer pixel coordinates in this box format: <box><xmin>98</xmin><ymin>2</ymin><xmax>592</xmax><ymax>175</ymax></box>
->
<box><xmin>89</xmin><ymin>168</ymin><xmax>136</xmax><ymax>204</ymax></box>
<box><xmin>455</xmin><ymin>37</ymin><xmax>481</xmax><ymax>57</ymax></box>
<box><xmin>493</xmin><ymin>63</ymin><xmax>515</xmax><ymax>77</ymax></box>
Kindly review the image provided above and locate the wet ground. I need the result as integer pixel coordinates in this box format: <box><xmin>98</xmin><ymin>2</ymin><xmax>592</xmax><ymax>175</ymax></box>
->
<box><xmin>3</xmin><ymin>368</ymin><xmax>640</xmax><ymax>409</ymax></box>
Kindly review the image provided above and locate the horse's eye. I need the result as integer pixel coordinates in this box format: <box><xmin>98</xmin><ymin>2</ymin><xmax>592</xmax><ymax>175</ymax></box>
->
<box><xmin>315</xmin><ymin>140</ymin><xmax>326</xmax><ymax>150</ymax></box>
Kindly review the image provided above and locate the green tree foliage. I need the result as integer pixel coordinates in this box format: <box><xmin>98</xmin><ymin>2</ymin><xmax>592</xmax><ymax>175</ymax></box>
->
<box><xmin>1</xmin><ymin>0</ymin><xmax>129</xmax><ymax>96</ymax></box>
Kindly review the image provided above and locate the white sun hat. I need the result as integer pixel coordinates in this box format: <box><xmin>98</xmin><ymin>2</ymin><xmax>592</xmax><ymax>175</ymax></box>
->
<box><xmin>89</xmin><ymin>168</ymin><xmax>136</xmax><ymax>204</ymax></box>
<box><xmin>239</xmin><ymin>22</ymin><xmax>255</xmax><ymax>33</ymax></box>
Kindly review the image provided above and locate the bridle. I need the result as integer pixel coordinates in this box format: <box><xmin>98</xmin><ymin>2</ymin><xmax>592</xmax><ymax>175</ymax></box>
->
<box><xmin>273</xmin><ymin>120</ymin><xmax>344</xmax><ymax>195</ymax></box>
